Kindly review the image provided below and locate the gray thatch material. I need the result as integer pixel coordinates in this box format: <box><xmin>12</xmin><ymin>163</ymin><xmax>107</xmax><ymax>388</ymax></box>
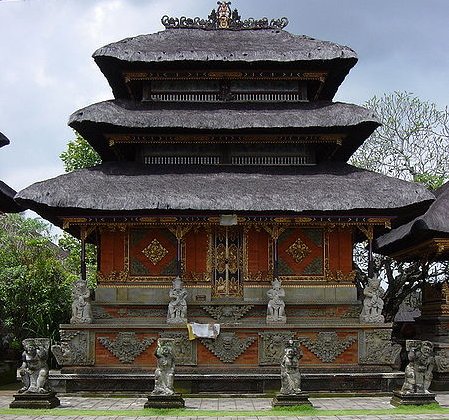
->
<box><xmin>16</xmin><ymin>162</ymin><xmax>433</xmax><ymax>218</ymax></box>
<box><xmin>93</xmin><ymin>29</ymin><xmax>357</xmax><ymax>100</ymax></box>
<box><xmin>69</xmin><ymin>100</ymin><xmax>379</xmax><ymax>162</ymax></box>
<box><xmin>375</xmin><ymin>182</ymin><xmax>449</xmax><ymax>255</ymax></box>
<box><xmin>0</xmin><ymin>180</ymin><xmax>22</xmax><ymax>213</ymax></box>
<box><xmin>0</xmin><ymin>131</ymin><xmax>10</xmax><ymax>148</ymax></box>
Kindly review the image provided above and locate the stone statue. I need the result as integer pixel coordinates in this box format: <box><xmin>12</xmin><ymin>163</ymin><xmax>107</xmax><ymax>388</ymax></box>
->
<box><xmin>70</xmin><ymin>277</ymin><xmax>92</xmax><ymax>324</ymax></box>
<box><xmin>267</xmin><ymin>278</ymin><xmax>286</xmax><ymax>323</ymax></box>
<box><xmin>401</xmin><ymin>340</ymin><xmax>434</xmax><ymax>394</ymax></box>
<box><xmin>280</xmin><ymin>339</ymin><xmax>303</xmax><ymax>395</ymax></box>
<box><xmin>18</xmin><ymin>338</ymin><xmax>51</xmax><ymax>394</ymax></box>
<box><xmin>167</xmin><ymin>277</ymin><xmax>187</xmax><ymax>324</ymax></box>
<box><xmin>151</xmin><ymin>338</ymin><xmax>175</xmax><ymax>396</ymax></box>
<box><xmin>360</xmin><ymin>274</ymin><xmax>385</xmax><ymax>323</ymax></box>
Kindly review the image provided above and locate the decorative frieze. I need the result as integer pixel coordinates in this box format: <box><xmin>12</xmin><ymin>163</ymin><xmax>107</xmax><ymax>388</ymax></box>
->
<box><xmin>359</xmin><ymin>330</ymin><xmax>401</xmax><ymax>366</ymax></box>
<box><xmin>202</xmin><ymin>305</ymin><xmax>253</xmax><ymax>323</ymax></box>
<box><xmin>160</xmin><ymin>331</ymin><xmax>197</xmax><ymax>366</ymax></box>
<box><xmin>201</xmin><ymin>332</ymin><xmax>256</xmax><ymax>363</ymax></box>
<box><xmin>51</xmin><ymin>330</ymin><xmax>93</xmax><ymax>366</ymax></box>
<box><xmin>299</xmin><ymin>332</ymin><xmax>356</xmax><ymax>363</ymax></box>
<box><xmin>258</xmin><ymin>331</ymin><xmax>295</xmax><ymax>365</ymax></box>
<box><xmin>97</xmin><ymin>332</ymin><xmax>155</xmax><ymax>364</ymax></box>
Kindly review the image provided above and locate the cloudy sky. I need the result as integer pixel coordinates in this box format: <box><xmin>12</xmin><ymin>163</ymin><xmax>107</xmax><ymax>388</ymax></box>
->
<box><xmin>0</xmin><ymin>0</ymin><xmax>448</xmax><ymax>194</ymax></box>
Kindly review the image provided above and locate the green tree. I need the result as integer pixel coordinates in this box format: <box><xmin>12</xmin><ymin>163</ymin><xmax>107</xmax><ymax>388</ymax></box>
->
<box><xmin>59</xmin><ymin>131</ymin><xmax>101</xmax><ymax>172</ymax></box>
<box><xmin>0</xmin><ymin>214</ymin><xmax>72</xmax><ymax>349</ymax></box>
<box><xmin>351</xmin><ymin>92</ymin><xmax>449</xmax><ymax>320</ymax></box>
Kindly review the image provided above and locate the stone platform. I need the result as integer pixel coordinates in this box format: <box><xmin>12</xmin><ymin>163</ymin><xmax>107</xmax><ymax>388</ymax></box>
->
<box><xmin>390</xmin><ymin>390</ymin><xmax>438</xmax><ymax>406</ymax></box>
<box><xmin>50</xmin><ymin>371</ymin><xmax>404</xmax><ymax>394</ymax></box>
<box><xmin>144</xmin><ymin>393</ymin><xmax>185</xmax><ymax>408</ymax></box>
<box><xmin>272</xmin><ymin>391</ymin><xmax>312</xmax><ymax>407</ymax></box>
<box><xmin>9</xmin><ymin>392</ymin><xmax>60</xmax><ymax>409</ymax></box>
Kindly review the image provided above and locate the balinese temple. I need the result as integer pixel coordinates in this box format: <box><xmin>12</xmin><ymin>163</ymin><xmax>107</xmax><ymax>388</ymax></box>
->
<box><xmin>0</xmin><ymin>132</ymin><xmax>22</xmax><ymax>214</ymax></box>
<box><xmin>16</xmin><ymin>3</ymin><xmax>435</xmax><ymax>393</ymax></box>
<box><xmin>375</xmin><ymin>182</ymin><xmax>449</xmax><ymax>390</ymax></box>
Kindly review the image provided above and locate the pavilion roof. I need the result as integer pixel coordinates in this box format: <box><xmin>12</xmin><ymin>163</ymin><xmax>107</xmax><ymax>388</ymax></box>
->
<box><xmin>15</xmin><ymin>161</ymin><xmax>433</xmax><ymax>226</ymax></box>
<box><xmin>93</xmin><ymin>28</ymin><xmax>357</xmax><ymax>100</ymax></box>
<box><xmin>0</xmin><ymin>180</ymin><xmax>22</xmax><ymax>213</ymax></box>
<box><xmin>374</xmin><ymin>182</ymin><xmax>449</xmax><ymax>259</ymax></box>
<box><xmin>0</xmin><ymin>131</ymin><xmax>10</xmax><ymax>148</ymax></box>
<box><xmin>69</xmin><ymin>100</ymin><xmax>379</xmax><ymax>162</ymax></box>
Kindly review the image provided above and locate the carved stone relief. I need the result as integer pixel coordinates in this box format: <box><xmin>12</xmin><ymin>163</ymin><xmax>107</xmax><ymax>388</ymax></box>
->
<box><xmin>202</xmin><ymin>305</ymin><xmax>253</xmax><ymax>323</ymax></box>
<box><xmin>160</xmin><ymin>331</ymin><xmax>197</xmax><ymax>366</ymax></box>
<box><xmin>258</xmin><ymin>331</ymin><xmax>295</xmax><ymax>365</ymax></box>
<box><xmin>201</xmin><ymin>332</ymin><xmax>256</xmax><ymax>363</ymax></box>
<box><xmin>359</xmin><ymin>330</ymin><xmax>401</xmax><ymax>366</ymax></box>
<box><xmin>97</xmin><ymin>332</ymin><xmax>155</xmax><ymax>363</ymax></box>
<box><xmin>51</xmin><ymin>330</ymin><xmax>93</xmax><ymax>366</ymax></box>
<box><xmin>434</xmin><ymin>349</ymin><xmax>449</xmax><ymax>373</ymax></box>
<box><xmin>299</xmin><ymin>332</ymin><xmax>356</xmax><ymax>363</ymax></box>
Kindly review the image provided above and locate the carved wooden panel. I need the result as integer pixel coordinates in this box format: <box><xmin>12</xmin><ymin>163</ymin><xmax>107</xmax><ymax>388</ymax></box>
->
<box><xmin>245</xmin><ymin>226</ymin><xmax>271</xmax><ymax>282</ymax></box>
<box><xmin>183</xmin><ymin>226</ymin><xmax>211</xmax><ymax>283</ymax></box>
<box><xmin>278</xmin><ymin>227</ymin><xmax>324</xmax><ymax>280</ymax></box>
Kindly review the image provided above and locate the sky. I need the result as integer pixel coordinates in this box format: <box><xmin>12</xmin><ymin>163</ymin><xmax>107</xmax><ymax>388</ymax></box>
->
<box><xmin>0</xmin><ymin>0</ymin><xmax>448</xmax><ymax>194</ymax></box>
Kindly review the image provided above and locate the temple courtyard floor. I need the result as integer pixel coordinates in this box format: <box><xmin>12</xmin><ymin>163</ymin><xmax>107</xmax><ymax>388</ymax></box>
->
<box><xmin>2</xmin><ymin>391</ymin><xmax>449</xmax><ymax>419</ymax></box>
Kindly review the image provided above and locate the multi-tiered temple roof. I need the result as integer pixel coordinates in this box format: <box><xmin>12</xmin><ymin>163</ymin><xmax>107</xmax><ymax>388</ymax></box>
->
<box><xmin>16</xmin><ymin>5</ymin><xmax>433</xmax><ymax>229</ymax></box>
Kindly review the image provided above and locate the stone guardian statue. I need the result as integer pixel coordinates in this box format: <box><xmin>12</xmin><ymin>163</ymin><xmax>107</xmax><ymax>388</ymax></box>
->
<box><xmin>18</xmin><ymin>338</ymin><xmax>51</xmax><ymax>394</ymax></box>
<box><xmin>145</xmin><ymin>338</ymin><xmax>185</xmax><ymax>408</ymax></box>
<box><xmin>267</xmin><ymin>278</ymin><xmax>286</xmax><ymax>323</ymax></box>
<box><xmin>360</xmin><ymin>274</ymin><xmax>385</xmax><ymax>323</ymax></box>
<box><xmin>272</xmin><ymin>339</ymin><xmax>312</xmax><ymax>407</ymax></box>
<box><xmin>280</xmin><ymin>339</ymin><xmax>303</xmax><ymax>395</ymax></box>
<box><xmin>10</xmin><ymin>338</ymin><xmax>60</xmax><ymax>409</ymax></box>
<box><xmin>70</xmin><ymin>277</ymin><xmax>93</xmax><ymax>324</ymax></box>
<box><xmin>391</xmin><ymin>339</ymin><xmax>437</xmax><ymax>406</ymax></box>
<box><xmin>167</xmin><ymin>277</ymin><xmax>187</xmax><ymax>324</ymax></box>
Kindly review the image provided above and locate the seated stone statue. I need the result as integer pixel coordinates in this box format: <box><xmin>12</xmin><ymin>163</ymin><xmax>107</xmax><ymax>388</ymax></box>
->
<box><xmin>401</xmin><ymin>340</ymin><xmax>434</xmax><ymax>394</ymax></box>
<box><xmin>267</xmin><ymin>278</ymin><xmax>286</xmax><ymax>323</ymax></box>
<box><xmin>280</xmin><ymin>340</ymin><xmax>303</xmax><ymax>395</ymax></box>
<box><xmin>360</xmin><ymin>274</ymin><xmax>385</xmax><ymax>323</ymax></box>
<box><xmin>70</xmin><ymin>277</ymin><xmax>92</xmax><ymax>324</ymax></box>
<box><xmin>167</xmin><ymin>277</ymin><xmax>187</xmax><ymax>324</ymax></box>
<box><xmin>151</xmin><ymin>339</ymin><xmax>175</xmax><ymax>396</ymax></box>
<box><xmin>18</xmin><ymin>338</ymin><xmax>51</xmax><ymax>394</ymax></box>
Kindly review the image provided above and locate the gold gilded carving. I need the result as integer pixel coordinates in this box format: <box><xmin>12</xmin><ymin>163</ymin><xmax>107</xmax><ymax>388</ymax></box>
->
<box><xmin>215</xmin><ymin>243</ymin><xmax>227</xmax><ymax>273</ymax></box>
<box><xmin>228</xmin><ymin>243</ymin><xmax>239</xmax><ymax>273</ymax></box>
<box><xmin>325</xmin><ymin>269</ymin><xmax>356</xmax><ymax>283</ymax></box>
<box><xmin>286</xmin><ymin>237</ymin><xmax>311</xmax><ymax>263</ymax></box>
<box><xmin>142</xmin><ymin>238</ymin><xmax>168</xmax><ymax>265</ymax></box>
<box><xmin>98</xmin><ymin>270</ymin><xmax>129</xmax><ymax>283</ymax></box>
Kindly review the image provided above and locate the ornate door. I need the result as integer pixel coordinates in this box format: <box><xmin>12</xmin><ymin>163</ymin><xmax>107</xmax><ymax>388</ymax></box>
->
<box><xmin>212</xmin><ymin>226</ymin><xmax>243</xmax><ymax>297</ymax></box>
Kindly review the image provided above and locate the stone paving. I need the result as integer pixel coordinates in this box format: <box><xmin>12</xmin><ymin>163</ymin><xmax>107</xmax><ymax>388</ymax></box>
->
<box><xmin>1</xmin><ymin>391</ymin><xmax>449</xmax><ymax>419</ymax></box>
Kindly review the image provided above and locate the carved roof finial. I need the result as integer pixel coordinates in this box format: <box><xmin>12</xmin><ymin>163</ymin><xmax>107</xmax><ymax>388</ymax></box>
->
<box><xmin>161</xmin><ymin>2</ymin><xmax>288</xmax><ymax>31</ymax></box>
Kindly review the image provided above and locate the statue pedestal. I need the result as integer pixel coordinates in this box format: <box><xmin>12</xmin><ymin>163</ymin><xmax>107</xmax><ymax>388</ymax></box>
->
<box><xmin>390</xmin><ymin>390</ymin><xmax>438</xmax><ymax>406</ymax></box>
<box><xmin>272</xmin><ymin>392</ymin><xmax>312</xmax><ymax>407</ymax></box>
<box><xmin>144</xmin><ymin>393</ymin><xmax>185</xmax><ymax>408</ymax></box>
<box><xmin>9</xmin><ymin>392</ymin><xmax>60</xmax><ymax>409</ymax></box>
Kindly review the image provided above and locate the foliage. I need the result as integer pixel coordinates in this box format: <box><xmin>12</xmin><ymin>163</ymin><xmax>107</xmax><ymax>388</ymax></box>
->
<box><xmin>58</xmin><ymin>232</ymin><xmax>97</xmax><ymax>288</ymax></box>
<box><xmin>351</xmin><ymin>92</ymin><xmax>449</xmax><ymax>320</ymax></box>
<box><xmin>351</xmin><ymin>91</ymin><xmax>449</xmax><ymax>190</ymax></box>
<box><xmin>0</xmin><ymin>214</ymin><xmax>72</xmax><ymax>351</ymax></box>
<box><xmin>59</xmin><ymin>131</ymin><xmax>101</xmax><ymax>173</ymax></box>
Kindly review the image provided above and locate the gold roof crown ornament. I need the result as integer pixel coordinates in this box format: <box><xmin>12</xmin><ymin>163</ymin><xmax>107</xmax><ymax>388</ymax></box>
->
<box><xmin>161</xmin><ymin>1</ymin><xmax>288</xmax><ymax>31</ymax></box>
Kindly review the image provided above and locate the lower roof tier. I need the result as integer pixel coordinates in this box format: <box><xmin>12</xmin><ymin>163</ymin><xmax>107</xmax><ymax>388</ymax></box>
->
<box><xmin>16</xmin><ymin>162</ymin><xmax>433</xmax><ymax>221</ymax></box>
<box><xmin>69</xmin><ymin>100</ymin><xmax>379</xmax><ymax>162</ymax></box>
<box><xmin>374</xmin><ymin>181</ymin><xmax>449</xmax><ymax>259</ymax></box>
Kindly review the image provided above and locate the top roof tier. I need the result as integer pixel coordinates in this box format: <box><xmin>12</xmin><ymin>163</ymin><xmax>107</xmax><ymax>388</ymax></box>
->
<box><xmin>93</xmin><ymin>3</ymin><xmax>357</xmax><ymax>100</ymax></box>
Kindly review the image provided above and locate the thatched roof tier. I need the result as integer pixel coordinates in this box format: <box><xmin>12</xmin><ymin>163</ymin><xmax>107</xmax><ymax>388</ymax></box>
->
<box><xmin>69</xmin><ymin>100</ymin><xmax>379</xmax><ymax>162</ymax></box>
<box><xmin>0</xmin><ymin>181</ymin><xmax>22</xmax><ymax>213</ymax></box>
<box><xmin>16</xmin><ymin>162</ymin><xmax>433</xmax><ymax>222</ymax></box>
<box><xmin>93</xmin><ymin>29</ymin><xmax>357</xmax><ymax>99</ymax></box>
<box><xmin>0</xmin><ymin>131</ymin><xmax>10</xmax><ymax>148</ymax></box>
<box><xmin>375</xmin><ymin>182</ymin><xmax>449</xmax><ymax>259</ymax></box>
